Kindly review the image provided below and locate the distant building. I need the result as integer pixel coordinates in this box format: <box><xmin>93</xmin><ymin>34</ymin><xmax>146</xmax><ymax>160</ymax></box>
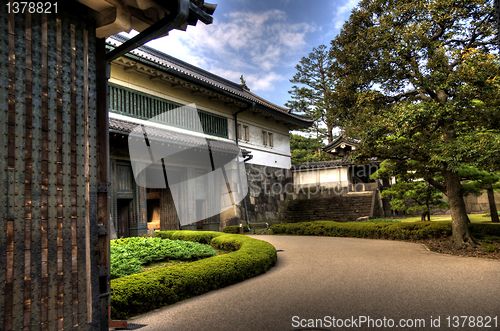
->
<box><xmin>106</xmin><ymin>35</ymin><xmax>312</xmax><ymax>236</ymax></box>
<box><xmin>293</xmin><ymin>135</ymin><xmax>380</xmax><ymax>193</ymax></box>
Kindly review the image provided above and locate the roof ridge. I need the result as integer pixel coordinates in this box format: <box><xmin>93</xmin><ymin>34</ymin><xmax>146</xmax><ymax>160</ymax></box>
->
<box><xmin>106</xmin><ymin>34</ymin><xmax>312</xmax><ymax>128</ymax></box>
<box><xmin>109</xmin><ymin>34</ymin><xmax>245</xmax><ymax>91</ymax></box>
<box><xmin>244</xmin><ymin>89</ymin><xmax>289</xmax><ymax>112</ymax></box>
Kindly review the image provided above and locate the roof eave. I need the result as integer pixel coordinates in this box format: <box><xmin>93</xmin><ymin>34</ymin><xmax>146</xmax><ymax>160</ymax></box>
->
<box><xmin>112</xmin><ymin>48</ymin><xmax>313</xmax><ymax>129</ymax></box>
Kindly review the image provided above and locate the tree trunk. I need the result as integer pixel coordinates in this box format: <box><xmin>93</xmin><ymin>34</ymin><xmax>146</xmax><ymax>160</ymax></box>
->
<box><xmin>420</xmin><ymin>210</ymin><xmax>429</xmax><ymax>221</ymax></box>
<box><xmin>327</xmin><ymin>126</ymin><xmax>333</xmax><ymax>143</ymax></box>
<box><xmin>487</xmin><ymin>185</ymin><xmax>499</xmax><ymax>223</ymax></box>
<box><xmin>425</xmin><ymin>201</ymin><xmax>431</xmax><ymax>221</ymax></box>
<box><xmin>444</xmin><ymin>170</ymin><xmax>474</xmax><ymax>246</ymax></box>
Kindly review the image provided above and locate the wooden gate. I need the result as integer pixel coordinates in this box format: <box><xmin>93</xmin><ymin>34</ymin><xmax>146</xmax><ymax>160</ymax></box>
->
<box><xmin>0</xmin><ymin>6</ymin><xmax>109</xmax><ymax>330</ymax></box>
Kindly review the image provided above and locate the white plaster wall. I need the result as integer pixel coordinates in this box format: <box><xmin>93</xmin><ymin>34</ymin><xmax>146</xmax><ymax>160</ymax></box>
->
<box><xmin>294</xmin><ymin>167</ymin><xmax>350</xmax><ymax>187</ymax></box>
<box><xmin>109</xmin><ymin>63</ymin><xmax>293</xmax><ymax>170</ymax></box>
<box><xmin>241</xmin><ymin>147</ymin><xmax>291</xmax><ymax>169</ymax></box>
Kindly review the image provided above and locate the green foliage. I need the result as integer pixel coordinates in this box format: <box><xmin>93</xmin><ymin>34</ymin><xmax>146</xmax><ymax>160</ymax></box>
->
<box><xmin>110</xmin><ymin>237</ymin><xmax>216</xmax><ymax>279</ymax></box>
<box><xmin>270</xmin><ymin>221</ymin><xmax>500</xmax><ymax>240</ymax></box>
<box><xmin>290</xmin><ymin>134</ymin><xmax>330</xmax><ymax>165</ymax></box>
<box><xmin>287</xmin><ymin>45</ymin><xmax>339</xmax><ymax>142</ymax></box>
<box><xmin>222</xmin><ymin>225</ymin><xmax>250</xmax><ymax>234</ymax></box>
<box><xmin>111</xmin><ymin>232</ymin><xmax>277</xmax><ymax>319</ymax></box>
<box><xmin>155</xmin><ymin>230</ymin><xmax>219</xmax><ymax>244</ymax></box>
<box><xmin>331</xmin><ymin>0</ymin><xmax>499</xmax><ymax>177</ymax></box>
<box><xmin>460</xmin><ymin>166</ymin><xmax>500</xmax><ymax>195</ymax></box>
<box><xmin>271</xmin><ymin>221</ymin><xmax>451</xmax><ymax>240</ymax></box>
<box><xmin>329</xmin><ymin>0</ymin><xmax>500</xmax><ymax>242</ymax></box>
<box><xmin>381</xmin><ymin>181</ymin><xmax>447</xmax><ymax>215</ymax></box>
<box><xmin>469</xmin><ymin>223</ymin><xmax>500</xmax><ymax>237</ymax></box>
<box><xmin>372</xmin><ymin>160</ymin><xmax>447</xmax><ymax>218</ymax></box>
<box><xmin>481</xmin><ymin>243</ymin><xmax>497</xmax><ymax>253</ymax></box>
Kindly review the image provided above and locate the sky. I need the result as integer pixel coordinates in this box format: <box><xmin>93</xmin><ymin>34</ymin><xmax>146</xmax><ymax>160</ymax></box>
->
<box><xmin>124</xmin><ymin>0</ymin><xmax>359</xmax><ymax>107</ymax></box>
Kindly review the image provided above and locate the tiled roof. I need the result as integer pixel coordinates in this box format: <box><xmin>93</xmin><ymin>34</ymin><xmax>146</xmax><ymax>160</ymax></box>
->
<box><xmin>106</xmin><ymin>35</ymin><xmax>312</xmax><ymax>128</ymax></box>
<box><xmin>109</xmin><ymin>117</ymin><xmax>240</xmax><ymax>155</ymax></box>
<box><xmin>323</xmin><ymin>134</ymin><xmax>360</xmax><ymax>152</ymax></box>
<box><xmin>291</xmin><ymin>159</ymin><xmax>351</xmax><ymax>170</ymax></box>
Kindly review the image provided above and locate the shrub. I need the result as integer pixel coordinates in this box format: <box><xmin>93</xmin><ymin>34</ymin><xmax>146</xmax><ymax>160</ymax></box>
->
<box><xmin>111</xmin><ymin>231</ymin><xmax>277</xmax><ymax>319</ymax></box>
<box><xmin>469</xmin><ymin>223</ymin><xmax>500</xmax><ymax>237</ymax></box>
<box><xmin>110</xmin><ymin>237</ymin><xmax>216</xmax><ymax>279</ymax></box>
<box><xmin>222</xmin><ymin>225</ymin><xmax>250</xmax><ymax>234</ymax></box>
<box><xmin>270</xmin><ymin>221</ymin><xmax>451</xmax><ymax>240</ymax></box>
<box><xmin>155</xmin><ymin>230</ymin><xmax>220</xmax><ymax>244</ymax></box>
<box><xmin>482</xmin><ymin>243</ymin><xmax>497</xmax><ymax>253</ymax></box>
<box><xmin>270</xmin><ymin>221</ymin><xmax>500</xmax><ymax>240</ymax></box>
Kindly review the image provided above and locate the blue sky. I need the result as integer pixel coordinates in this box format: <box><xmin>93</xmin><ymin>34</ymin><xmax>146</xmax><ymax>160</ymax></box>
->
<box><xmin>128</xmin><ymin>0</ymin><xmax>359</xmax><ymax>107</ymax></box>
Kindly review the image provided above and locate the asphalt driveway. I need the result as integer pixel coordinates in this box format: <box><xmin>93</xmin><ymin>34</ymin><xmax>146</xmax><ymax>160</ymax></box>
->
<box><xmin>130</xmin><ymin>236</ymin><xmax>500</xmax><ymax>330</ymax></box>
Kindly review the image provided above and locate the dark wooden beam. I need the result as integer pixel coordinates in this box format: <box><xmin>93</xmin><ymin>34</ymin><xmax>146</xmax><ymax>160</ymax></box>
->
<box><xmin>105</xmin><ymin>0</ymin><xmax>190</xmax><ymax>61</ymax></box>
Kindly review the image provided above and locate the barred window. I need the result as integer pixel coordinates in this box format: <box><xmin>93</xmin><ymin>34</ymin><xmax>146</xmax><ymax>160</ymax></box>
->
<box><xmin>243</xmin><ymin>125</ymin><xmax>249</xmax><ymax>141</ymax></box>
<box><xmin>109</xmin><ymin>84</ymin><xmax>228</xmax><ymax>138</ymax></box>
<box><xmin>237</xmin><ymin>123</ymin><xmax>242</xmax><ymax>140</ymax></box>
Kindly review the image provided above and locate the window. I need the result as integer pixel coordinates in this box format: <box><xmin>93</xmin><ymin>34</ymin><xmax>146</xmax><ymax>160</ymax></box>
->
<box><xmin>262</xmin><ymin>130</ymin><xmax>274</xmax><ymax>147</ymax></box>
<box><xmin>109</xmin><ymin>84</ymin><xmax>229</xmax><ymax>138</ymax></box>
<box><xmin>238</xmin><ymin>124</ymin><xmax>250</xmax><ymax>142</ymax></box>
<box><xmin>237</xmin><ymin>123</ymin><xmax>242</xmax><ymax>140</ymax></box>
<box><xmin>243</xmin><ymin>125</ymin><xmax>249</xmax><ymax>141</ymax></box>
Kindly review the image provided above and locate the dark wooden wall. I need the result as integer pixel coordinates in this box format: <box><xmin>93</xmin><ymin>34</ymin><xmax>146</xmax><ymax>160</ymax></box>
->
<box><xmin>0</xmin><ymin>7</ymin><xmax>108</xmax><ymax>330</ymax></box>
<box><xmin>109</xmin><ymin>134</ymin><xmax>148</xmax><ymax>237</ymax></box>
<box><xmin>160</xmin><ymin>188</ymin><xmax>181</xmax><ymax>230</ymax></box>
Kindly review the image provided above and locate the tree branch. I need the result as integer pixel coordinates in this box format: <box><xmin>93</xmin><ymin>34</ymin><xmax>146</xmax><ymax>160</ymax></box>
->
<box><xmin>424</xmin><ymin>176</ymin><xmax>446</xmax><ymax>193</ymax></box>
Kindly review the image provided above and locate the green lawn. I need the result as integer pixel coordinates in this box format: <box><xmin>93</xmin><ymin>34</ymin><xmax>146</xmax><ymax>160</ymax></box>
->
<box><xmin>374</xmin><ymin>213</ymin><xmax>497</xmax><ymax>224</ymax></box>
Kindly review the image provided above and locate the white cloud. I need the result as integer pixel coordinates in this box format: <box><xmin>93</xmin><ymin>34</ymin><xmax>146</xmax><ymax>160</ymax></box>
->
<box><xmin>246</xmin><ymin>72</ymin><xmax>284</xmax><ymax>92</ymax></box>
<box><xmin>333</xmin><ymin>0</ymin><xmax>360</xmax><ymax>30</ymax></box>
<box><xmin>208</xmin><ymin>67</ymin><xmax>283</xmax><ymax>93</ymax></box>
<box><xmin>139</xmin><ymin>9</ymin><xmax>315</xmax><ymax>94</ymax></box>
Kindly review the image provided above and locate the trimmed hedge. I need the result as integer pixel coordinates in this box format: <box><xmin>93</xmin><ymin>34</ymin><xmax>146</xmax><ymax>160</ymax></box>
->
<box><xmin>270</xmin><ymin>221</ymin><xmax>500</xmax><ymax>240</ymax></box>
<box><xmin>469</xmin><ymin>223</ymin><xmax>500</xmax><ymax>237</ymax></box>
<box><xmin>222</xmin><ymin>225</ymin><xmax>250</xmax><ymax>234</ymax></box>
<box><xmin>110</xmin><ymin>231</ymin><xmax>277</xmax><ymax>319</ymax></box>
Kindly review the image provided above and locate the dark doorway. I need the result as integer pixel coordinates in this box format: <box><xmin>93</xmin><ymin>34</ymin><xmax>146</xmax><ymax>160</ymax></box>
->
<box><xmin>147</xmin><ymin>189</ymin><xmax>161</xmax><ymax>231</ymax></box>
<box><xmin>117</xmin><ymin>199</ymin><xmax>133</xmax><ymax>238</ymax></box>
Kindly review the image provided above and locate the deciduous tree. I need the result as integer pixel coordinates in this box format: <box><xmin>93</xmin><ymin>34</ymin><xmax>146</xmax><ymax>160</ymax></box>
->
<box><xmin>331</xmin><ymin>0</ymin><xmax>500</xmax><ymax>246</ymax></box>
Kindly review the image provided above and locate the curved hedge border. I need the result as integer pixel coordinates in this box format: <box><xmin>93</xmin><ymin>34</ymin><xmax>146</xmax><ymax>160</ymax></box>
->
<box><xmin>110</xmin><ymin>231</ymin><xmax>277</xmax><ymax>319</ymax></box>
<box><xmin>222</xmin><ymin>225</ymin><xmax>249</xmax><ymax>234</ymax></box>
<box><xmin>270</xmin><ymin>221</ymin><xmax>500</xmax><ymax>240</ymax></box>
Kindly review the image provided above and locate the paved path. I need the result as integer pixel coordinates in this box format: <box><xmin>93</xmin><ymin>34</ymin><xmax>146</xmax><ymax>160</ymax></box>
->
<box><xmin>130</xmin><ymin>236</ymin><xmax>500</xmax><ymax>330</ymax></box>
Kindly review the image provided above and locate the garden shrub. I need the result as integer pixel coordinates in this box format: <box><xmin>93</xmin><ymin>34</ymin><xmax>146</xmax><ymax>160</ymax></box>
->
<box><xmin>111</xmin><ymin>231</ymin><xmax>277</xmax><ymax>319</ymax></box>
<box><xmin>469</xmin><ymin>223</ymin><xmax>500</xmax><ymax>237</ymax></box>
<box><xmin>110</xmin><ymin>237</ymin><xmax>216</xmax><ymax>279</ymax></box>
<box><xmin>270</xmin><ymin>221</ymin><xmax>499</xmax><ymax>240</ymax></box>
<box><xmin>222</xmin><ymin>225</ymin><xmax>250</xmax><ymax>234</ymax></box>
<box><xmin>270</xmin><ymin>221</ymin><xmax>452</xmax><ymax>240</ymax></box>
<box><xmin>155</xmin><ymin>230</ymin><xmax>219</xmax><ymax>244</ymax></box>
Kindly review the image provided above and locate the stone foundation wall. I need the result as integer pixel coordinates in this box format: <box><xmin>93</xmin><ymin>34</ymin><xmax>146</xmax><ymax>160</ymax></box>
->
<box><xmin>241</xmin><ymin>164</ymin><xmax>293</xmax><ymax>223</ymax></box>
<box><xmin>283</xmin><ymin>192</ymin><xmax>377</xmax><ymax>222</ymax></box>
<box><xmin>464</xmin><ymin>191</ymin><xmax>500</xmax><ymax>213</ymax></box>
